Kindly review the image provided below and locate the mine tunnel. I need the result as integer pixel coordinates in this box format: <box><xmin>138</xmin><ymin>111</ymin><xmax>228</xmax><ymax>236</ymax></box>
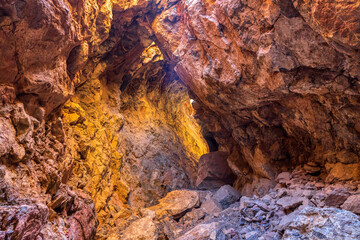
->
<box><xmin>0</xmin><ymin>0</ymin><xmax>360</xmax><ymax>239</ymax></box>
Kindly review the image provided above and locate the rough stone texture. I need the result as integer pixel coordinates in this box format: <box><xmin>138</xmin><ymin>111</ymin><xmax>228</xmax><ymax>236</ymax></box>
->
<box><xmin>119</xmin><ymin>214</ymin><xmax>158</xmax><ymax>240</ymax></box>
<box><xmin>0</xmin><ymin>204</ymin><xmax>48</xmax><ymax>240</ymax></box>
<box><xmin>324</xmin><ymin>188</ymin><xmax>350</xmax><ymax>207</ymax></box>
<box><xmin>153</xmin><ymin>0</ymin><xmax>360</xmax><ymax>191</ymax></box>
<box><xmin>283</xmin><ymin>207</ymin><xmax>360</xmax><ymax>240</ymax></box>
<box><xmin>196</xmin><ymin>151</ymin><xmax>236</xmax><ymax>188</ymax></box>
<box><xmin>177</xmin><ymin>222</ymin><xmax>220</xmax><ymax>240</ymax></box>
<box><xmin>1</xmin><ymin>0</ymin><xmax>209</xmax><ymax>238</ymax></box>
<box><xmin>147</xmin><ymin>190</ymin><xmax>199</xmax><ymax>219</ymax></box>
<box><xmin>341</xmin><ymin>194</ymin><xmax>360</xmax><ymax>214</ymax></box>
<box><xmin>212</xmin><ymin>185</ymin><xmax>241</xmax><ymax>209</ymax></box>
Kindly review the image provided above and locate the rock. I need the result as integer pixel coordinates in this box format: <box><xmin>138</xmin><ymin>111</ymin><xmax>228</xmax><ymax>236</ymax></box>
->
<box><xmin>276</xmin><ymin>172</ymin><xmax>291</xmax><ymax>183</ymax></box>
<box><xmin>177</xmin><ymin>222</ymin><xmax>220</xmax><ymax>240</ymax></box>
<box><xmin>0</xmin><ymin>204</ymin><xmax>49</xmax><ymax>240</ymax></box>
<box><xmin>245</xmin><ymin>231</ymin><xmax>258</xmax><ymax>240</ymax></box>
<box><xmin>196</xmin><ymin>151</ymin><xmax>235</xmax><ymax>188</ymax></box>
<box><xmin>0</xmin><ymin>117</ymin><xmax>25</xmax><ymax>163</ymax></box>
<box><xmin>239</xmin><ymin>196</ymin><xmax>254</xmax><ymax>210</ymax></box>
<box><xmin>325</xmin><ymin>163</ymin><xmax>360</xmax><ymax>182</ymax></box>
<box><xmin>277</xmin><ymin>197</ymin><xmax>306</xmax><ymax>214</ymax></box>
<box><xmin>303</xmin><ymin>162</ymin><xmax>321</xmax><ymax>175</ymax></box>
<box><xmin>324</xmin><ymin>188</ymin><xmax>350</xmax><ymax>207</ymax></box>
<box><xmin>120</xmin><ymin>215</ymin><xmax>158</xmax><ymax>240</ymax></box>
<box><xmin>283</xmin><ymin>207</ymin><xmax>360</xmax><ymax>239</ymax></box>
<box><xmin>180</xmin><ymin>208</ymin><xmax>205</xmax><ymax>225</ymax></box>
<box><xmin>341</xmin><ymin>195</ymin><xmax>360</xmax><ymax>214</ymax></box>
<box><xmin>212</xmin><ymin>185</ymin><xmax>241</xmax><ymax>209</ymax></box>
<box><xmin>153</xmin><ymin>0</ymin><xmax>360</xmax><ymax>190</ymax></box>
<box><xmin>67</xmin><ymin>192</ymin><xmax>98</xmax><ymax>240</ymax></box>
<box><xmin>201</xmin><ymin>198</ymin><xmax>223</xmax><ymax>215</ymax></box>
<box><xmin>277</xmin><ymin>210</ymin><xmax>300</xmax><ymax>231</ymax></box>
<box><xmin>148</xmin><ymin>190</ymin><xmax>199</xmax><ymax>219</ymax></box>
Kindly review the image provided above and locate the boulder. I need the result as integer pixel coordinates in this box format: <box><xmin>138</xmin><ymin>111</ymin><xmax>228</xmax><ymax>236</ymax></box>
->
<box><xmin>275</xmin><ymin>172</ymin><xmax>291</xmax><ymax>183</ymax></box>
<box><xmin>277</xmin><ymin>196</ymin><xmax>306</xmax><ymax>214</ymax></box>
<box><xmin>213</xmin><ymin>185</ymin><xmax>241</xmax><ymax>209</ymax></box>
<box><xmin>283</xmin><ymin>207</ymin><xmax>360</xmax><ymax>239</ymax></box>
<box><xmin>177</xmin><ymin>222</ymin><xmax>221</xmax><ymax>240</ymax></box>
<box><xmin>324</xmin><ymin>188</ymin><xmax>350</xmax><ymax>207</ymax></box>
<box><xmin>277</xmin><ymin>210</ymin><xmax>299</xmax><ymax>231</ymax></box>
<box><xmin>341</xmin><ymin>195</ymin><xmax>360</xmax><ymax>214</ymax></box>
<box><xmin>200</xmin><ymin>198</ymin><xmax>223</xmax><ymax>215</ymax></box>
<box><xmin>147</xmin><ymin>190</ymin><xmax>199</xmax><ymax>219</ymax></box>
<box><xmin>120</xmin><ymin>215</ymin><xmax>158</xmax><ymax>240</ymax></box>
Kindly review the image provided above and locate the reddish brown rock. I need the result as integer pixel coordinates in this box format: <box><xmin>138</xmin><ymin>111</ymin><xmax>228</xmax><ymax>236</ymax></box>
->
<box><xmin>0</xmin><ymin>204</ymin><xmax>48</xmax><ymax>240</ymax></box>
<box><xmin>341</xmin><ymin>195</ymin><xmax>360</xmax><ymax>214</ymax></box>
<box><xmin>196</xmin><ymin>151</ymin><xmax>236</xmax><ymax>188</ymax></box>
<box><xmin>153</xmin><ymin>0</ymin><xmax>360</xmax><ymax>189</ymax></box>
<box><xmin>324</xmin><ymin>188</ymin><xmax>350</xmax><ymax>207</ymax></box>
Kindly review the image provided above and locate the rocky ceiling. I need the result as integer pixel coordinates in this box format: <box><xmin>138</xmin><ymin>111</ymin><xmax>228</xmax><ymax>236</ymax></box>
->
<box><xmin>0</xmin><ymin>0</ymin><xmax>360</xmax><ymax>239</ymax></box>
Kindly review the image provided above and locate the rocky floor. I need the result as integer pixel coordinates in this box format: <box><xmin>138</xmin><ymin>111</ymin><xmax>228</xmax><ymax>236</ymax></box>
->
<box><xmin>119</xmin><ymin>169</ymin><xmax>360</xmax><ymax>240</ymax></box>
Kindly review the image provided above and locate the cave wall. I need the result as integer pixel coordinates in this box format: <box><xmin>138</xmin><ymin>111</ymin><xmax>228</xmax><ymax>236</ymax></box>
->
<box><xmin>0</xmin><ymin>0</ymin><xmax>208</xmax><ymax>238</ymax></box>
<box><xmin>1</xmin><ymin>0</ymin><xmax>360</xmax><ymax>239</ymax></box>
<box><xmin>152</xmin><ymin>0</ymin><xmax>360</xmax><ymax>189</ymax></box>
<box><xmin>63</xmin><ymin>43</ymin><xmax>208</xmax><ymax>238</ymax></box>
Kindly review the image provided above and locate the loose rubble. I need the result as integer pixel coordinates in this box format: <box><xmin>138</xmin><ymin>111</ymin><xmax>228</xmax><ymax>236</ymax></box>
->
<box><xmin>119</xmin><ymin>169</ymin><xmax>360</xmax><ymax>239</ymax></box>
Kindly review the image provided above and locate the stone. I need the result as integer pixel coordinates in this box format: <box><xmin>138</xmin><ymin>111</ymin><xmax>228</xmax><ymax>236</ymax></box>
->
<box><xmin>324</xmin><ymin>188</ymin><xmax>350</xmax><ymax>207</ymax></box>
<box><xmin>148</xmin><ymin>190</ymin><xmax>200</xmax><ymax>219</ymax></box>
<box><xmin>245</xmin><ymin>231</ymin><xmax>258</xmax><ymax>240</ymax></box>
<box><xmin>303</xmin><ymin>162</ymin><xmax>321</xmax><ymax>175</ymax></box>
<box><xmin>277</xmin><ymin>210</ymin><xmax>299</xmax><ymax>231</ymax></box>
<box><xmin>120</xmin><ymin>215</ymin><xmax>158</xmax><ymax>240</ymax></box>
<box><xmin>180</xmin><ymin>208</ymin><xmax>205</xmax><ymax>224</ymax></box>
<box><xmin>277</xmin><ymin>197</ymin><xmax>306</xmax><ymax>214</ymax></box>
<box><xmin>283</xmin><ymin>207</ymin><xmax>360</xmax><ymax>240</ymax></box>
<box><xmin>276</xmin><ymin>172</ymin><xmax>291</xmax><ymax>183</ymax></box>
<box><xmin>213</xmin><ymin>185</ymin><xmax>241</xmax><ymax>209</ymax></box>
<box><xmin>201</xmin><ymin>198</ymin><xmax>223</xmax><ymax>215</ymax></box>
<box><xmin>341</xmin><ymin>195</ymin><xmax>360</xmax><ymax>214</ymax></box>
<box><xmin>325</xmin><ymin>163</ymin><xmax>360</xmax><ymax>182</ymax></box>
<box><xmin>177</xmin><ymin>222</ymin><xmax>220</xmax><ymax>240</ymax></box>
<box><xmin>0</xmin><ymin>204</ymin><xmax>49</xmax><ymax>240</ymax></box>
<box><xmin>239</xmin><ymin>196</ymin><xmax>254</xmax><ymax>210</ymax></box>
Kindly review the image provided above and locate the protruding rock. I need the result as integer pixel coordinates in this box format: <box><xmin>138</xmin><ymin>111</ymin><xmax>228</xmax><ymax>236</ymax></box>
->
<box><xmin>341</xmin><ymin>195</ymin><xmax>360</xmax><ymax>214</ymax></box>
<box><xmin>283</xmin><ymin>207</ymin><xmax>360</xmax><ymax>239</ymax></box>
<box><xmin>276</xmin><ymin>172</ymin><xmax>291</xmax><ymax>183</ymax></box>
<box><xmin>120</xmin><ymin>215</ymin><xmax>158</xmax><ymax>240</ymax></box>
<box><xmin>277</xmin><ymin>197</ymin><xmax>306</xmax><ymax>214</ymax></box>
<box><xmin>212</xmin><ymin>185</ymin><xmax>241</xmax><ymax>209</ymax></box>
<box><xmin>148</xmin><ymin>190</ymin><xmax>199</xmax><ymax>219</ymax></box>
<box><xmin>201</xmin><ymin>198</ymin><xmax>223</xmax><ymax>215</ymax></box>
<box><xmin>324</xmin><ymin>188</ymin><xmax>350</xmax><ymax>207</ymax></box>
<box><xmin>177</xmin><ymin>222</ymin><xmax>221</xmax><ymax>240</ymax></box>
<box><xmin>0</xmin><ymin>204</ymin><xmax>49</xmax><ymax>240</ymax></box>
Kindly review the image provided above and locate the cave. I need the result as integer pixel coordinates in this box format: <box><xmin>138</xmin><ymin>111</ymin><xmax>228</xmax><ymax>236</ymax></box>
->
<box><xmin>1</xmin><ymin>0</ymin><xmax>360</xmax><ymax>239</ymax></box>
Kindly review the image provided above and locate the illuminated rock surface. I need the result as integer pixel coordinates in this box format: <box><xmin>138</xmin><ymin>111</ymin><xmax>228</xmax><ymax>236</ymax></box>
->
<box><xmin>0</xmin><ymin>0</ymin><xmax>360</xmax><ymax>239</ymax></box>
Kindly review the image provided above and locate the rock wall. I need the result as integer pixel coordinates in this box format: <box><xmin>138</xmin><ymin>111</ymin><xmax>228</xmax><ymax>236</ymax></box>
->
<box><xmin>152</xmin><ymin>0</ymin><xmax>360</xmax><ymax>190</ymax></box>
<box><xmin>1</xmin><ymin>0</ymin><xmax>208</xmax><ymax>238</ymax></box>
<box><xmin>63</xmin><ymin>43</ymin><xmax>208</xmax><ymax>238</ymax></box>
